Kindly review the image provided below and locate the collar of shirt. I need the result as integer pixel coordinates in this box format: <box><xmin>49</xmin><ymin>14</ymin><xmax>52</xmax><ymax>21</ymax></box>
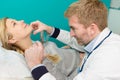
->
<box><xmin>78</xmin><ymin>28</ymin><xmax>112</xmax><ymax>73</ymax></box>
<box><xmin>84</xmin><ymin>35</ymin><xmax>99</xmax><ymax>54</ymax></box>
<box><xmin>84</xmin><ymin>27</ymin><xmax>111</xmax><ymax>55</ymax></box>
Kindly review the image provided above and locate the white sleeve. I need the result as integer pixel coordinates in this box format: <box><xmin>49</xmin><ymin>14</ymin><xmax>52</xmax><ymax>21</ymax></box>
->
<box><xmin>57</xmin><ymin>29</ymin><xmax>84</xmax><ymax>52</ymax></box>
<box><xmin>39</xmin><ymin>73</ymin><xmax>56</xmax><ymax>80</ymax></box>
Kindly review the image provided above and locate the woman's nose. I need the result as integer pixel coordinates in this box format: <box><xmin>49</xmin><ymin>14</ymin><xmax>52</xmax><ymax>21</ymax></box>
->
<box><xmin>20</xmin><ymin>20</ymin><xmax>24</xmax><ymax>23</ymax></box>
<box><xmin>18</xmin><ymin>20</ymin><xmax>24</xmax><ymax>23</ymax></box>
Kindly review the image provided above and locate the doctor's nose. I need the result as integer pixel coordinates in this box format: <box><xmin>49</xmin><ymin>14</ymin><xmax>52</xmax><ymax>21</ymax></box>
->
<box><xmin>70</xmin><ymin>29</ymin><xmax>75</xmax><ymax>37</ymax></box>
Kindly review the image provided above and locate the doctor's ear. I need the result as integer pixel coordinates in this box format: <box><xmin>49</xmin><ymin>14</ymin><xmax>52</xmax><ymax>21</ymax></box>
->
<box><xmin>89</xmin><ymin>23</ymin><xmax>98</xmax><ymax>34</ymax></box>
<box><xmin>7</xmin><ymin>33</ymin><xmax>17</xmax><ymax>44</ymax></box>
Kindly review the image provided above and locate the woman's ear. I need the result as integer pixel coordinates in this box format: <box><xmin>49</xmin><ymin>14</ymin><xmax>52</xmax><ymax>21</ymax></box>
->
<box><xmin>8</xmin><ymin>38</ymin><xmax>17</xmax><ymax>44</ymax></box>
<box><xmin>7</xmin><ymin>33</ymin><xmax>17</xmax><ymax>44</ymax></box>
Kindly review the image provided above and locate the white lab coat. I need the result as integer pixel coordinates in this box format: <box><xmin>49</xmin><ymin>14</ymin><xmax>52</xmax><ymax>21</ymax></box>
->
<box><xmin>38</xmin><ymin>28</ymin><xmax>120</xmax><ymax>80</ymax></box>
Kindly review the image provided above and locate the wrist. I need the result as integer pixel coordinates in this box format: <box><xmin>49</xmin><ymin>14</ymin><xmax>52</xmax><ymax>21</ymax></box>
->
<box><xmin>28</xmin><ymin>61</ymin><xmax>42</xmax><ymax>70</ymax></box>
<box><xmin>46</xmin><ymin>26</ymin><xmax>54</xmax><ymax>34</ymax></box>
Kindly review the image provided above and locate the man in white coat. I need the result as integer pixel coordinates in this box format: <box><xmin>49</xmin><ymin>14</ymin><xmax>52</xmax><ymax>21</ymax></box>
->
<box><xmin>25</xmin><ymin>0</ymin><xmax>120</xmax><ymax>80</ymax></box>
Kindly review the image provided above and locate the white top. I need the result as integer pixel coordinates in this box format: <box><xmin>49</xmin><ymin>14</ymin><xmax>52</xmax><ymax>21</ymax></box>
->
<box><xmin>38</xmin><ymin>28</ymin><xmax>120</xmax><ymax>80</ymax></box>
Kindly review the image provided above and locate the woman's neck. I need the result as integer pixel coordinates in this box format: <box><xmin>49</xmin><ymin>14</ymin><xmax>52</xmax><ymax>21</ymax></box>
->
<box><xmin>16</xmin><ymin>38</ymin><xmax>33</xmax><ymax>52</ymax></box>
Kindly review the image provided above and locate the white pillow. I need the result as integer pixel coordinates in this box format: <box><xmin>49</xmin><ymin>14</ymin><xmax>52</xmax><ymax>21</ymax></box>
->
<box><xmin>0</xmin><ymin>41</ymin><xmax>2</xmax><ymax>46</ymax></box>
<box><xmin>0</xmin><ymin>45</ymin><xmax>33</xmax><ymax>79</ymax></box>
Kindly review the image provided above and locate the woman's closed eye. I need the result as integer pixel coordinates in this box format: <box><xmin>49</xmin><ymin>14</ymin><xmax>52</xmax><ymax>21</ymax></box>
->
<box><xmin>13</xmin><ymin>22</ymin><xmax>16</xmax><ymax>26</ymax></box>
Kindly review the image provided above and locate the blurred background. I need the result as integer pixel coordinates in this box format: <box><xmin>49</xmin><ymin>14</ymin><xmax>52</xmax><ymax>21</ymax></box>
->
<box><xmin>0</xmin><ymin>0</ymin><xmax>119</xmax><ymax>47</ymax></box>
<box><xmin>108</xmin><ymin>0</ymin><xmax>120</xmax><ymax>35</ymax></box>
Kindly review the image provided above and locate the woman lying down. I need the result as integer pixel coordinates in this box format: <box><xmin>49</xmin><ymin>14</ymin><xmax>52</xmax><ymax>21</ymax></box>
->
<box><xmin>0</xmin><ymin>18</ymin><xmax>84</xmax><ymax>80</ymax></box>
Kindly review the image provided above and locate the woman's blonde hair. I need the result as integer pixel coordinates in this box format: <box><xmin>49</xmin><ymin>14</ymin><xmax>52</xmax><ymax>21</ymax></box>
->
<box><xmin>0</xmin><ymin>18</ymin><xmax>61</xmax><ymax>63</ymax></box>
<box><xmin>64</xmin><ymin>0</ymin><xmax>108</xmax><ymax>31</ymax></box>
<box><xmin>0</xmin><ymin>18</ymin><xmax>23</xmax><ymax>54</ymax></box>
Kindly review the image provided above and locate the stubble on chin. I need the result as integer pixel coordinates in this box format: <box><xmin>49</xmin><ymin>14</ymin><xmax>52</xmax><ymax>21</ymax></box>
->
<box><xmin>77</xmin><ymin>39</ymin><xmax>85</xmax><ymax>46</ymax></box>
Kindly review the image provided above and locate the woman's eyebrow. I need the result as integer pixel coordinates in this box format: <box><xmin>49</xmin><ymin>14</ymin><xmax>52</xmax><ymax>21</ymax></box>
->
<box><xmin>11</xmin><ymin>20</ymin><xmax>14</xmax><ymax>24</ymax></box>
<box><xmin>10</xmin><ymin>20</ymin><xmax>14</xmax><ymax>26</ymax></box>
<box><xmin>11</xmin><ymin>20</ymin><xmax>14</xmax><ymax>23</ymax></box>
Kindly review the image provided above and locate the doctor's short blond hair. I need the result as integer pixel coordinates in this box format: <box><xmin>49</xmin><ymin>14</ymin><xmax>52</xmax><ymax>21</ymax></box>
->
<box><xmin>64</xmin><ymin>0</ymin><xmax>108</xmax><ymax>31</ymax></box>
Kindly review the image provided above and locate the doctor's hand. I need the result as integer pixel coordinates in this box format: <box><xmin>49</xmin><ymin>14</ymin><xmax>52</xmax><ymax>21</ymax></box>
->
<box><xmin>24</xmin><ymin>41</ymin><xmax>45</xmax><ymax>69</ymax></box>
<box><xmin>30</xmin><ymin>21</ymin><xmax>53</xmax><ymax>35</ymax></box>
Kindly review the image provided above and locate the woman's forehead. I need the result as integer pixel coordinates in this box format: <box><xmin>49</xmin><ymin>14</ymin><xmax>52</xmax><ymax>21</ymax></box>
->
<box><xmin>7</xmin><ymin>18</ymin><xmax>16</xmax><ymax>22</ymax></box>
<box><xmin>6</xmin><ymin>18</ymin><xmax>16</xmax><ymax>25</ymax></box>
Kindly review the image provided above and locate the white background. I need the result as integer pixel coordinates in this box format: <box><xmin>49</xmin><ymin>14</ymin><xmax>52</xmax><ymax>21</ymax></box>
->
<box><xmin>108</xmin><ymin>0</ymin><xmax>120</xmax><ymax>34</ymax></box>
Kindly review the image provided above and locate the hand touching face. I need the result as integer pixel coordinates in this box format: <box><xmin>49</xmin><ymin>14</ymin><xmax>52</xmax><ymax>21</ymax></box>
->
<box><xmin>30</xmin><ymin>21</ymin><xmax>48</xmax><ymax>35</ymax></box>
<box><xmin>30</xmin><ymin>20</ymin><xmax>53</xmax><ymax>35</ymax></box>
